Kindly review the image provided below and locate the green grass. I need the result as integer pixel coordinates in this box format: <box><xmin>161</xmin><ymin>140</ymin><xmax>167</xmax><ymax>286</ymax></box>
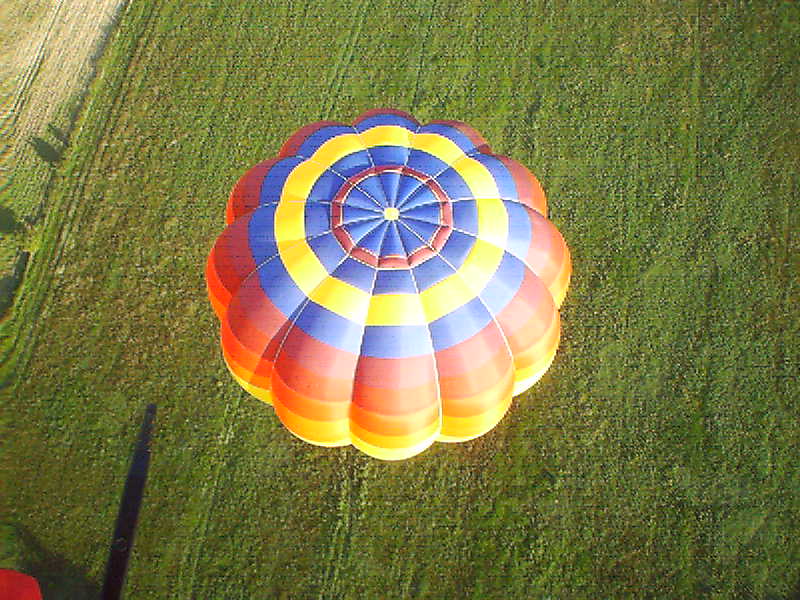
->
<box><xmin>2</xmin><ymin>0</ymin><xmax>798</xmax><ymax>598</ymax></box>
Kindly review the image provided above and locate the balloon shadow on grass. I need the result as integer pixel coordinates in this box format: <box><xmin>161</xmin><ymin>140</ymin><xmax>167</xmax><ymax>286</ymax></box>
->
<box><xmin>0</xmin><ymin>522</ymin><xmax>99</xmax><ymax>599</ymax></box>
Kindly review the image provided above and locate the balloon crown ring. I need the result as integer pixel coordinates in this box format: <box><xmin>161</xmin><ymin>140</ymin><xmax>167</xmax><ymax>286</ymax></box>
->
<box><xmin>206</xmin><ymin>108</ymin><xmax>572</xmax><ymax>460</ymax></box>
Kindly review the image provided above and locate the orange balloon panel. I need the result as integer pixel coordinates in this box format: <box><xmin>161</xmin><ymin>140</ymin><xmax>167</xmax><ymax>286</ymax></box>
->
<box><xmin>206</xmin><ymin>109</ymin><xmax>571</xmax><ymax>460</ymax></box>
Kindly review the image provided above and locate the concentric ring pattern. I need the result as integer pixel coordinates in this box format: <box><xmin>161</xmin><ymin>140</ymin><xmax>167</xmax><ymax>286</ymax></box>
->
<box><xmin>206</xmin><ymin>109</ymin><xmax>571</xmax><ymax>460</ymax></box>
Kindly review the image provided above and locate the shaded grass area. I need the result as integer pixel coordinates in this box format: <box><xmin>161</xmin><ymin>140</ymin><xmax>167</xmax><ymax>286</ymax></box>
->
<box><xmin>1</xmin><ymin>0</ymin><xmax>798</xmax><ymax>598</ymax></box>
<box><xmin>0</xmin><ymin>523</ymin><xmax>98</xmax><ymax>599</ymax></box>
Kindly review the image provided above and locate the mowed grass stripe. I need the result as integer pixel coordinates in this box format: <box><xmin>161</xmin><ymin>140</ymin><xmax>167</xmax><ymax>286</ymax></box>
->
<box><xmin>2</xmin><ymin>1</ymin><xmax>798</xmax><ymax>599</ymax></box>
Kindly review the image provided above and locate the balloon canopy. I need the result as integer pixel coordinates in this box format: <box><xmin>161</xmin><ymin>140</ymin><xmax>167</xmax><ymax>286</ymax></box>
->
<box><xmin>206</xmin><ymin>109</ymin><xmax>571</xmax><ymax>460</ymax></box>
<box><xmin>0</xmin><ymin>569</ymin><xmax>42</xmax><ymax>600</ymax></box>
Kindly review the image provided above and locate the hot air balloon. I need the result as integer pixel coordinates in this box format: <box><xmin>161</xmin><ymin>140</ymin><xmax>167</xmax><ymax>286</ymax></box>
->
<box><xmin>0</xmin><ymin>569</ymin><xmax>42</xmax><ymax>600</ymax></box>
<box><xmin>206</xmin><ymin>109</ymin><xmax>571</xmax><ymax>460</ymax></box>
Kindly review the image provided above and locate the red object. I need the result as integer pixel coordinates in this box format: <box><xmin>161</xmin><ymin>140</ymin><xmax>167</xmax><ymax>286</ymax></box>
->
<box><xmin>0</xmin><ymin>569</ymin><xmax>42</xmax><ymax>600</ymax></box>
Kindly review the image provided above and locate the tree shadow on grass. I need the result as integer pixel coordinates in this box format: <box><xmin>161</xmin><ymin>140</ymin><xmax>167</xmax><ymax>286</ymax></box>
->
<box><xmin>0</xmin><ymin>522</ymin><xmax>99</xmax><ymax>599</ymax></box>
<box><xmin>0</xmin><ymin>251</ymin><xmax>28</xmax><ymax>322</ymax></box>
<box><xmin>46</xmin><ymin>124</ymin><xmax>69</xmax><ymax>147</ymax></box>
<box><xmin>0</xmin><ymin>205</ymin><xmax>20</xmax><ymax>234</ymax></box>
<box><xmin>787</xmin><ymin>575</ymin><xmax>800</xmax><ymax>600</ymax></box>
<box><xmin>28</xmin><ymin>137</ymin><xmax>62</xmax><ymax>164</ymax></box>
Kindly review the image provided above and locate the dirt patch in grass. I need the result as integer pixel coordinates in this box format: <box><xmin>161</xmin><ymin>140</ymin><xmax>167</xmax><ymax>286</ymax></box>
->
<box><xmin>0</xmin><ymin>0</ymin><xmax>127</xmax><ymax>317</ymax></box>
<box><xmin>1</xmin><ymin>0</ymin><xmax>126</xmax><ymax>189</ymax></box>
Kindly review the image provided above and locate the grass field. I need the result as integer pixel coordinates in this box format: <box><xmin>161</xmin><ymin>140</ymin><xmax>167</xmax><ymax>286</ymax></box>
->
<box><xmin>1</xmin><ymin>0</ymin><xmax>798</xmax><ymax>598</ymax></box>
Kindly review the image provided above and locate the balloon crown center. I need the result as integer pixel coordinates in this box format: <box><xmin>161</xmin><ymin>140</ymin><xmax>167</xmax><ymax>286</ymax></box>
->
<box><xmin>383</xmin><ymin>206</ymin><xmax>400</xmax><ymax>221</ymax></box>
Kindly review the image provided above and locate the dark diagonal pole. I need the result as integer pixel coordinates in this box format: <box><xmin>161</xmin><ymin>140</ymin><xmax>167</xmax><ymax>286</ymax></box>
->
<box><xmin>101</xmin><ymin>404</ymin><xmax>156</xmax><ymax>600</ymax></box>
